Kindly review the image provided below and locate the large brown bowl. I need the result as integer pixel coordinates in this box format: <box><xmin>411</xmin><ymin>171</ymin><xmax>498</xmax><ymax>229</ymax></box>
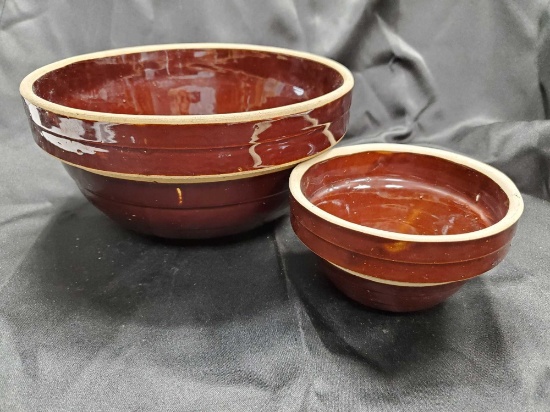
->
<box><xmin>289</xmin><ymin>143</ymin><xmax>524</xmax><ymax>312</ymax></box>
<box><xmin>20</xmin><ymin>44</ymin><xmax>353</xmax><ymax>238</ymax></box>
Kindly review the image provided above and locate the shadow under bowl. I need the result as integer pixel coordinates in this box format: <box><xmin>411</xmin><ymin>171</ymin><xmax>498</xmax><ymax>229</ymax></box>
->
<box><xmin>289</xmin><ymin>143</ymin><xmax>524</xmax><ymax>311</ymax></box>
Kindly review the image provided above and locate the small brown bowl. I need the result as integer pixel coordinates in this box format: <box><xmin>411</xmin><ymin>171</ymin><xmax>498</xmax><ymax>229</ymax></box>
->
<box><xmin>289</xmin><ymin>143</ymin><xmax>524</xmax><ymax>312</ymax></box>
<box><xmin>20</xmin><ymin>44</ymin><xmax>353</xmax><ymax>238</ymax></box>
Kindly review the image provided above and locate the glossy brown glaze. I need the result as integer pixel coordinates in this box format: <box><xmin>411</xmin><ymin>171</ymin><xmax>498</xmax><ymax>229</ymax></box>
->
<box><xmin>66</xmin><ymin>165</ymin><xmax>291</xmax><ymax>239</ymax></box>
<box><xmin>26</xmin><ymin>101</ymin><xmax>349</xmax><ymax>176</ymax></box>
<box><xmin>21</xmin><ymin>45</ymin><xmax>353</xmax><ymax>238</ymax></box>
<box><xmin>290</xmin><ymin>212</ymin><xmax>513</xmax><ymax>283</ymax></box>
<box><xmin>320</xmin><ymin>260</ymin><xmax>465</xmax><ymax>312</ymax></box>
<box><xmin>22</xmin><ymin>44</ymin><xmax>353</xmax><ymax>176</ymax></box>
<box><xmin>302</xmin><ymin>150</ymin><xmax>510</xmax><ymax>235</ymax></box>
<box><xmin>291</xmin><ymin>197</ymin><xmax>515</xmax><ymax>267</ymax></box>
<box><xmin>289</xmin><ymin>144</ymin><xmax>523</xmax><ymax>311</ymax></box>
<box><xmin>32</xmin><ymin>49</ymin><xmax>343</xmax><ymax>115</ymax></box>
<box><xmin>290</xmin><ymin>149</ymin><xmax>518</xmax><ymax>283</ymax></box>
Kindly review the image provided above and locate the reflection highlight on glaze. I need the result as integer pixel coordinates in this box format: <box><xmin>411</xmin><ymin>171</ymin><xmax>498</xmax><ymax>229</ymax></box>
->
<box><xmin>248</xmin><ymin>120</ymin><xmax>272</xmax><ymax>168</ymax></box>
<box><xmin>303</xmin><ymin>114</ymin><xmax>336</xmax><ymax>146</ymax></box>
<box><xmin>36</xmin><ymin>53</ymin><xmax>322</xmax><ymax>116</ymax></box>
<box><xmin>26</xmin><ymin>100</ymin><xmax>117</xmax><ymax>144</ymax></box>
<box><xmin>91</xmin><ymin>122</ymin><xmax>117</xmax><ymax>143</ymax></box>
<box><xmin>311</xmin><ymin>176</ymin><xmax>494</xmax><ymax>235</ymax></box>
<box><xmin>41</xmin><ymin>131</ymin><xmax>109</xmax><ymax>155</ymax></box>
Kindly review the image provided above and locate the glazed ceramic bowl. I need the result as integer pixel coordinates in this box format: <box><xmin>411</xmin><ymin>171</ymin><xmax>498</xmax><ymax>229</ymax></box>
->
<box><xmin>289</xmin><ymin>143</ymin><xmax>524</xmax><ymax>312</ymax></box>
<box><xmin>20</xmin><ymin>44</ymin><xmax>353</xmax><ymax>238</ymax></box>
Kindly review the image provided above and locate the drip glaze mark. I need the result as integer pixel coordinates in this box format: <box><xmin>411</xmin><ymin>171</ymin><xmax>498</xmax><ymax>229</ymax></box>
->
<box><xmin>384</xmin><ymin>241</ymin><xmax>409</xmax><ymax>253</ymax></box>
<box><xmin>176</xmin><ymin>188</ymin><xmax>183</xmax><ymax>205</ymax></box>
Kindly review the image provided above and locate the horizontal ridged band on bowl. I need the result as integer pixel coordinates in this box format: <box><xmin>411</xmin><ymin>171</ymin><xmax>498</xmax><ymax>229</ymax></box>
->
<box><xmin>28</xmin><ymin>105</ymin><xmax>350</xmax><ymax>176</ymax></box>
<box><xmin>291</xmin><ymin>213</ymin><xmax>512</xmax><ymax>284</ymax></box>
<box><xmin>290</xmin><ymin>196</ymin><xmax>516</xmax><ymax>266</ymax></box>
<box><xmin>21</xmin><ymin>43</ymin><xmax>353</xmax><ymax>177</ymax></box>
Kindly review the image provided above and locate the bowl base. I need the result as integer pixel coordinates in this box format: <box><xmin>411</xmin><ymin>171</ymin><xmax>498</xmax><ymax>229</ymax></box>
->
<box><xmin>319</xmin><ymin>260</ymin><xmax>465</xmax><ymax>312</ymax></box>
<box><xmin>92</xmin><ymin>199</ymin><xmax>287</xmax><ymax>239</ymax></box>
<box><xmin>65</xmin><ymin>164</ymin><xmax>290</xmax><ymax>239</ymax></box>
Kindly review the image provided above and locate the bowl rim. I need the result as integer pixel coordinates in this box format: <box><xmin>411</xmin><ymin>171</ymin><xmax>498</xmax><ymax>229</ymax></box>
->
<box><xmin>289</xmin><ymin>143</ymin><xmax>524</xmax><ymax>243</ymax></box>
<box><xmin>19</xmin><ymin>43</ymin><xmax>354</xmax><ymax>125</ymax></box>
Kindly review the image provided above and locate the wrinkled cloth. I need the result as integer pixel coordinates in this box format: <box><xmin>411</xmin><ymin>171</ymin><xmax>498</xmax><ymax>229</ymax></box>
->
<box><xmin>1</xmin><ymin>0</ymin><xmax>550</xmax><ymax>410</ymax></box>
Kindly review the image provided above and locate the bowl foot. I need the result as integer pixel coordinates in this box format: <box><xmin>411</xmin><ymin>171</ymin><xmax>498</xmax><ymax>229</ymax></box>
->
<box><xmin>83</xmin><ymin>191</ymin><xmax>288</xmax><ymax>239</ymax></box>
<box><xmin>65</xmin><ymin>164</ymin><xmax>290</xmax><ymax>239</ymax></box>
<box><xmin>319</xmin><ymin>260</ymin><xmax>465</xmax><ymax>312</ymax></box>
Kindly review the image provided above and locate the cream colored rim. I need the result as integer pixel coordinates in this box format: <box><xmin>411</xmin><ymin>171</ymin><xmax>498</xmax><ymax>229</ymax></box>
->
<box><xmin>52</xmin><ymin>143</ymin><xmax>338</xmax><ymax>183</ymax></box>
<box><xmin>327</xmin><ymin>261</ymin><xmax>456</xmax><ymax>287</ymax></box>
<box><xmin>20</xmin><ymin>43</ymin><xmax>354</xmax><ymax>125</ymax></box>
<box><xmin>289</xmin><ymin>143</ymin><xmax>524</xmax><ymax>243</ymax></box>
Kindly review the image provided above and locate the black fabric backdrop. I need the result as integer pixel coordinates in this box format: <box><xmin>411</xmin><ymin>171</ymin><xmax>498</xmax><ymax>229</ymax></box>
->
<box><xmin>1</xmin><ymin>1</ymin><xmax>550</xmax><ymax>410</ymax></box>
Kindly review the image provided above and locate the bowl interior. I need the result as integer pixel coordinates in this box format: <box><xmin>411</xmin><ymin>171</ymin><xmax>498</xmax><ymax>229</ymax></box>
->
<box><xmin>31</xmin><ymin>48</ymin><xmax>344</xmax><ymax>116</ymax></box>
<box><xmin>300</xmin><ymin>150</ymin><xmax>510</xmax><ymax>236</ymax></box>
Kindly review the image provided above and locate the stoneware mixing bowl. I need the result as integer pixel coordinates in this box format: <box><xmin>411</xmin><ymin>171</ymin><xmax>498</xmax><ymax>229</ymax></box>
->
<box><xmin>20</xmin><ymin>44</ymin><xmax>353</xmax><ymax>238</ymax></box>
<box><xmin>289</xmin><ymin>143</ymin><xmax>524</xmax><ymax>312</ymax></box>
